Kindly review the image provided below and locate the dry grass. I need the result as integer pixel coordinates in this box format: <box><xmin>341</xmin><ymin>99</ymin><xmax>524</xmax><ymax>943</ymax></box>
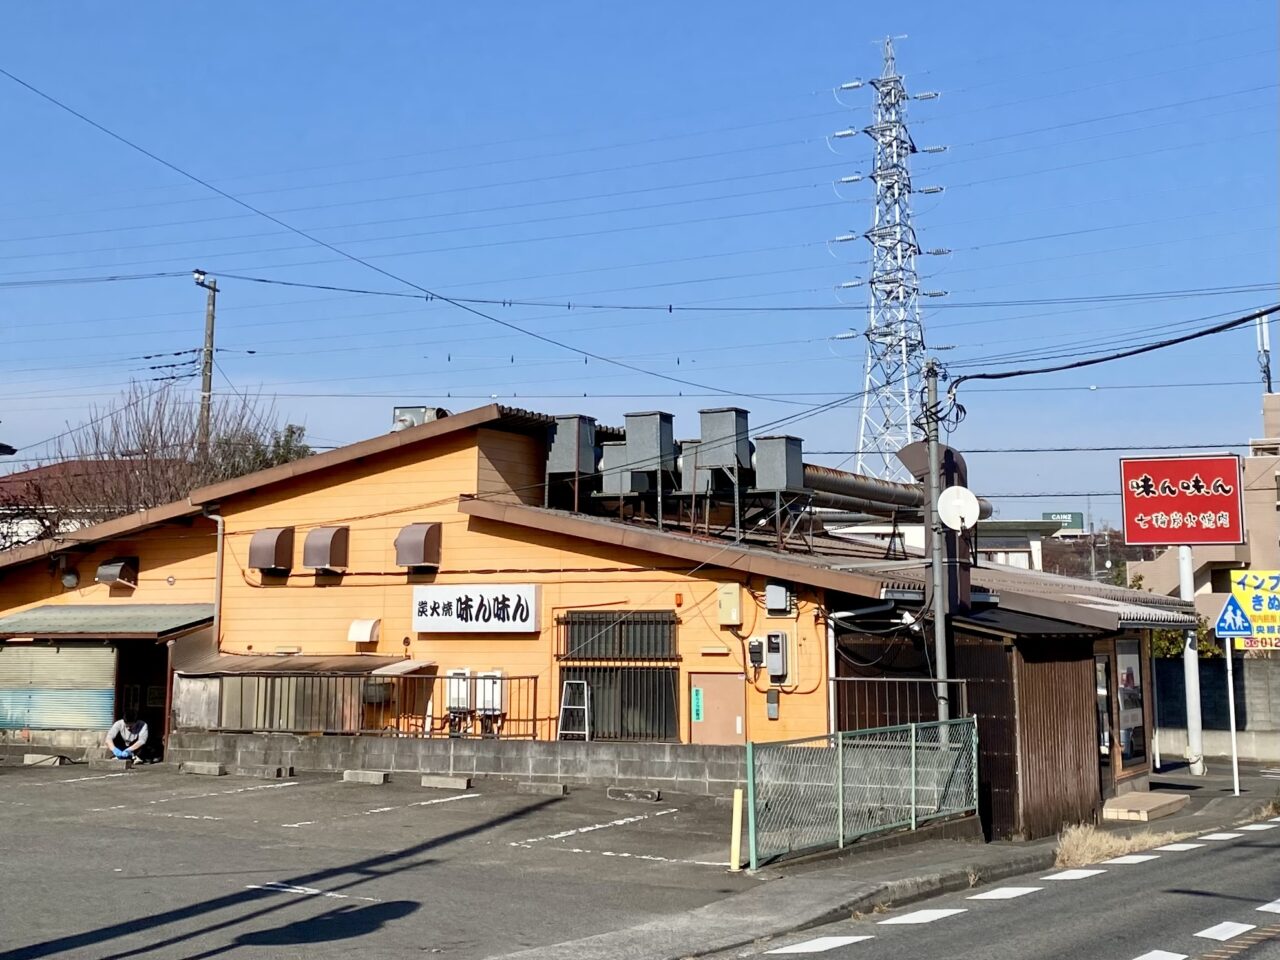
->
<box><xmin>850</xmin><ymin>901</ymin><xmax>891</xmax><ymax>921</ymax></box>
<box><xmin>1054</xmin><ymin>823</ymin><xmax>1192</xmax><ymax>867</ymax></box>
<box><xmin>1257</xmin><ymin>794</ymin><xmax>1280</xmax><ymax>819</ymax></box>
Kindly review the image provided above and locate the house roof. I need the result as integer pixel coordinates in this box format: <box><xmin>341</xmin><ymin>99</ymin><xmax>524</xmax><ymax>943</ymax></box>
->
<box><xmin>0</xmin><ymin>603</ymin><xmax>213</xmax><ymax>639</ymax></box>
<box><xmin>459</xmin><ymin>498</ymin><xmax>1196</xmax><ymax>631</ymax></box>
<box><xmin>190</xmin><ymin>403</ymin><xmax>551</xmax><ymax>505</ymax></box>
<box><xmin>0</xmin><ymin>403</ymin><xmax>554</xmax><ymax>574</ymax></box>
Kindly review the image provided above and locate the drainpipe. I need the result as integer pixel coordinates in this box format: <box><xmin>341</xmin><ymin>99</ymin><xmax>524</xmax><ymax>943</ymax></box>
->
<box><xmin>205</xmin><ymin>509</ymin><xmax>225</xmax><ymax>649</ymax></box>
<box><xmin>827</xmin><ymin>603</ymin><xmax>897</xmax><ymax>734</ymax></box>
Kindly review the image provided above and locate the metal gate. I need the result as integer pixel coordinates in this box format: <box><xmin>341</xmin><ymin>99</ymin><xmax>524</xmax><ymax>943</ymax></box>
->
<box><xmin>0</xmin><ymin>644</ymin><xmax>117</xmax><ymax>729</ymax></box>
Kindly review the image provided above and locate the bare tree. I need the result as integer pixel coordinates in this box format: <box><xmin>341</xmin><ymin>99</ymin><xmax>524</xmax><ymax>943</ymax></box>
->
<box><xmin>0</xmin><ymin>382</ymin><xmax>312</xmax><ymax>548</ymax></box>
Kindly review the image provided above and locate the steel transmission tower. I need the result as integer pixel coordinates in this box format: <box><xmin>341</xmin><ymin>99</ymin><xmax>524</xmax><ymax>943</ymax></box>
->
<box><xmin>839</xmin><ymin>38</ymin><xmax>936</xmax><ymax>481</ymax></box>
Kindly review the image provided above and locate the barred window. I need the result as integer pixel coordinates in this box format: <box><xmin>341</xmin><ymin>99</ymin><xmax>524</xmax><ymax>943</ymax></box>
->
<box><xmin>557</xmin><ymin>610</ymin><xmax>679</xmax><ymax>661</ymax></box>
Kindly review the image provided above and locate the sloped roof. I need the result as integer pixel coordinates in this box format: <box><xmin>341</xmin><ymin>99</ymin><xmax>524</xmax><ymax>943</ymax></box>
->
<box><xmin>0</xmin><ymin>603</ymin><xmax>213</xmax><ymax>638</ymax></box>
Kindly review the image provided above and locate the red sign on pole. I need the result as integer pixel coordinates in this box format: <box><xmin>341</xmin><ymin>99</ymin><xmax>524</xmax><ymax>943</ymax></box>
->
<box><xmin>1119</xmin><ymin>455</ymin><xmax>1244</xmax><ymax>546</ymax></box>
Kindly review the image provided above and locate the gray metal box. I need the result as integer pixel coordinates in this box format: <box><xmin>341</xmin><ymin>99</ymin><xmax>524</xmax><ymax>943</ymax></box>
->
<box><xmin>754</xmin><ymin>435</ymin><xmax>805</xmax><ymax>493</ymax></box>
<box><xmin>547</xmin><ymin>414</ymin><xmax>596</xmax><ymax>474</ymax></box>
<box><xmin>678</xmin><ymin>439</ymin><xmax>712</xmax><ymax>494</ymax></box>
<box><xmin>601</xmin><ymin>441</ymin><xmax>649</xmax><ymax>495</ymax></box>
<box><xmin>624</xmin><ymin>411</ymin><xmax>675</xmax><ymax>472</ymax></box>
<box><xmin>698</xmin><ymin>407</ymin><xmax>751</xmax><ymax>469</ymax></box>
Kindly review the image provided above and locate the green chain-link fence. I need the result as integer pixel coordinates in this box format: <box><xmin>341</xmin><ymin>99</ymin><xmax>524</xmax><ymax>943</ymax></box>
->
<box><xmin>746</xmin><ymin>717</ymin><xmax>978</xmax><ymax>868</ymax></box>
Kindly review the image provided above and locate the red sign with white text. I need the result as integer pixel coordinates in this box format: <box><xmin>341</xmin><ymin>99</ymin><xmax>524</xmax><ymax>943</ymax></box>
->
<box><xmin>1119</xmin><ymin>455</ymin><xmax>1244</xmax><ymax>546</ymax></box>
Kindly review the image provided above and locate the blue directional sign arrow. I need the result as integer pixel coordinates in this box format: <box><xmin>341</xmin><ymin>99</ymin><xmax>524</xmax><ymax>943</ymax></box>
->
<box><xmin>1215</xmin><ymin>594</ymin><xmax>1254</xmax><ymax>639</ymax></box>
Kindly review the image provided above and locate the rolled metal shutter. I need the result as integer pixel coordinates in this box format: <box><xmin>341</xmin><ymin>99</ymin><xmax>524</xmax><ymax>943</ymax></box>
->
<box><xmin>0</xmin><ymin>645</ymin><xmax>116</xmax><ymax>729</ymax></box>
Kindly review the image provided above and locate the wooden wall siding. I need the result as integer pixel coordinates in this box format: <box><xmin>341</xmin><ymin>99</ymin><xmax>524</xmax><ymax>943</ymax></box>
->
<box><xmin>1012</xmin><ymin>639</ymin><xmax>1100</xmax><ymax>839</ymax></box>
<box><xmin>0</xmin><ymin>519</ymin><xmax>217</xmax><ymax>616</ymax></box>
<box><xmin>476</xmin><ymin>429</ymin><xmax>545</xmax><ymax>505</ymax></box>
<box><xmin>953</xmin><ymin>638</ymin><xmax>1019</xmax><ymax>840</ymax></box>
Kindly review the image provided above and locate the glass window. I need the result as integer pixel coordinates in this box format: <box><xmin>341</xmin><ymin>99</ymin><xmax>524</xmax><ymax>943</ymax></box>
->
<box><xmin>1095</xmin><ymin>656</ymin><xmax>1112</xmax><ymax>770</ymax></box>
<box><xmin>1115</xmin><ymin>640</ymin><xmax>1147</xmax><ymax>767</ymax></box>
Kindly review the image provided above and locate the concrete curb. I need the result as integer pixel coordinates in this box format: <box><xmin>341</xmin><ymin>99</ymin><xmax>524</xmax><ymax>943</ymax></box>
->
<box><xmin>495</xmin><ymin>846</ymin><xmax>1058</xmax><ymax>960</ymax></box>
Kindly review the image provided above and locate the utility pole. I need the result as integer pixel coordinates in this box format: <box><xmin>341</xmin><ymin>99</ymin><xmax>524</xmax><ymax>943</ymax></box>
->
<box><xmin>925</xmin><ymin>359</ymin><xmax>949</xmax><ymax>722</ymax></box>
<box><xmin>1257</xmin><ymin>310</ymin><xmax>1273</xmax><ymax>394</ymax></box>
<box><xmin>194</xmin><ymin>269</ymin><xmax>218</xmax><ymax>456</ymax></box>
<box><xmin>832</xmin><ymin>37</ymin><xmax>946</xmax><ymax>482</ymax></box>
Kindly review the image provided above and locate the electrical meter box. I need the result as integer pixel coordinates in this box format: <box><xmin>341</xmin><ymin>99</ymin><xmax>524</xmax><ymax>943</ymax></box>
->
<box><xmin>765</xmin><ymin>583</ymin><xmax>791</xmax><ymax>616</ymax></box>
<box><xmin>747</xmin><ymin>637</ymin><xmax>764</xmax><ymax>668</ymax></box>
<box><xmin>765</xmin><ymin>631</ymin><xmax>787</xmax><ymax>681</ymax></box>
<box><xmin>717</xmin><ymin>582</ymin><xmax>743</xmax><ymax>626</ymax></box>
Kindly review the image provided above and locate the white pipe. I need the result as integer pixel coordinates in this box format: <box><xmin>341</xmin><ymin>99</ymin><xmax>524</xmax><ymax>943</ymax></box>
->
<box><xmin>205</xmin><ymin>510</ymin><xmax>225</xmax><ymax>648</ymax></box>
<box><xmin>1179</xmin><ymin>545</ymin><xmax>1206</xmax><ymax>776</ymax></box>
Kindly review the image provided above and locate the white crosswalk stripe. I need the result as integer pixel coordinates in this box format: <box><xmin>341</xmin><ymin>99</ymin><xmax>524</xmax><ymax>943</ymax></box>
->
<box><xmin>1155</xmin><ymin>842</ymin><xmax>1204</xmax><ymax>851</ymax></box>
<box><xmin>1199</xmin><ymin>832</ymin><xmax>1244</xmax><ymax>840</ymax></box>
<box><xmin>1041</xmin><ymin>869</ymin><xmax>1107</xmax><ymax>880</ymax></box>
<box><xmin>1103</xmin><ymin>854</ymin><xmax>1160</xmax><ymax>864</ymax></box>
<box><xmin>1239</xmin><ymin>823</ymin><xmax>1277</xmax><ymax>831</ymax></box>
<box><xmin>966</xmin><ymin>886</ymin><xmax>1042</xmax><ymax>900</ymax></box>
<box><xmin>877</xmin><ymin>908</ymin><xmax>966</xmax><ymax>925</ymax></box>
<box><xmin>1196</xmin><ymin>921</ymin><xmax>1256</xmax><ymax>941</ymax></box>
<box><xmin>765</xmin><ymin>936</ymin><xmax>874</xmax><ymax>954</ymax></box>
<box><xmin>1257</xmin><ymin>898</ymin><xmax>1280</xmax><ymax>914</ymax></box>
<box><xmin>1129</xmin><ymin>952</ymin><xmax>1186</xmax><ymax>960</ymax></box>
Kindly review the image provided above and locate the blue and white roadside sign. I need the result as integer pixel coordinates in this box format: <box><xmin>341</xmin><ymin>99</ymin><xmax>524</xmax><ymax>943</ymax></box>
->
<box><xmin>1215</xmin><ymin>594</ymin><xmax>1254</xmax><ymax>639</ymax></box>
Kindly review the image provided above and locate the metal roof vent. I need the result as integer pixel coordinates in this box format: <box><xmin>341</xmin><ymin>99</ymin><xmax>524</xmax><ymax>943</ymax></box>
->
<box><xmin>754</xmin><ymin>436</ymin><xmax>805</xmax><ymax>493</ymax></box>
<box><xmin>303</xmin><ymin>526</ymin><xmax>349</xmax><ymax>571</ymax></box>
<box><xmin>248</xmin><ymin>527</ymin><xmax>294</xmax><ymax>573</ymax></box>
<box><xmin>547</xmin><ymin>415</ymin><xmax>597</xmax><ymax>474</ymax></box>
<box><xmin>391</xmin><ymin>406</ymin><xmax>451</xmax><ymax>432</ymax></box>
<box><xmin>624</xmin><ymin>411</ymin><xmax>675</xmax><ymax>473</ymax></box>
<box><xmin>95</xmin><ymin>557</ymin><xmax>138</xmax><ymax>589</ymax></box>
<box><xmin>394</xmin><ymin>522</ymin><xmax>442</xmax><ymax>569</ymax></box>
<box><xmin>698</xmin><ymin>407</ymin><xmax>751</xmax><ymax>469</ymax></box>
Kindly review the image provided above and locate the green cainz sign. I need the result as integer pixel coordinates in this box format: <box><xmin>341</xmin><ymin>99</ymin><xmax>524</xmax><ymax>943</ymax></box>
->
<box><xmin>691</xmin><ymin>687</ymin><xmax>704</xmax><ymax>722</ymax></box>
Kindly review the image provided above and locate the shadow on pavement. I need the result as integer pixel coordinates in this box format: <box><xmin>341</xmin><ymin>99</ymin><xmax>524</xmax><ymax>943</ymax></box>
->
<box><xmin>184</xmin><ymin>901</ymin><xmax>420</xmax><ymax>959</ymax></box>
<box><xmin>1</xmin><ymin>797</ymin><xmax>559</xmax><ymax>960</ymax></box>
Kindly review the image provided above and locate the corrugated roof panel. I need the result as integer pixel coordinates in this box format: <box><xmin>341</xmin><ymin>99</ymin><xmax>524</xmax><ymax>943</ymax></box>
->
<box><xmin>0</xmin><ymin>604</ymin><xmax>213</xmax><ymax>638</ymax></box>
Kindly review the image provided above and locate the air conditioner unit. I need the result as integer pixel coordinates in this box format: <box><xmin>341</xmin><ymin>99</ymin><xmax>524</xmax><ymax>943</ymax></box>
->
<box><xmin>445</xmin><ymin>668</ymin><xmax>471</xmax><ymax>713</ymax></box>
<box><xmin>475</xmin><ymin>670</ymin><xmax>505</xmax><ymax>716</ymax></box>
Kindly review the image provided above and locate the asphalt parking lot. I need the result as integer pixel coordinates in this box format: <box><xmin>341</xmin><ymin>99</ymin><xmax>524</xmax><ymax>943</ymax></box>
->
<box><xmin>0</xmin><ymin>761</ymin><xmax>759</xmax><ymax>960</ymax></box>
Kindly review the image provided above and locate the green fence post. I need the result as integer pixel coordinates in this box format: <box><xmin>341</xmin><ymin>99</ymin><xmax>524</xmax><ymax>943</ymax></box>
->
<box><xmin>909</xmin><ymin>722</ymin><xmax>917</xmax><ymax>831</ymax></box>
<box><xmin>746</xmin><ymin>740</ymin><xmax>758</xmax><ymax>870</ymax></box>
<box><xmin>836</xmin><ymin>732</ymin><xmax>845</xmax><ymax>849</ymax></box>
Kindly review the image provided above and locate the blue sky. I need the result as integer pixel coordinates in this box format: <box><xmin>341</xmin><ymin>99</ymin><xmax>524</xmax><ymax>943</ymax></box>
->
<box><xmin>1</xmin><ymin>2</ymin><xmax>1277</xmax><ymax>525</ymax></box>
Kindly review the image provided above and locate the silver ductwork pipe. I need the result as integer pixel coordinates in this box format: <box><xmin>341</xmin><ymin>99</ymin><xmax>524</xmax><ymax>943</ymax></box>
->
<box><xmin>802</xmin><ymin>462</ymin><xmax>992</xmax><ymax>519</ymax></box>
<box><xmin>807</xmin><ymin>490</ymin><xmax>922</xmax><ymax>519</ymax></box>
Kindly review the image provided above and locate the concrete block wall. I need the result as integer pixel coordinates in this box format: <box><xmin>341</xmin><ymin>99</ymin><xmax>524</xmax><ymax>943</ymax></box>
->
<box><xmin>0</xmin><ymin>729</ymin><xmax>104</xmax><ymax>764</ymax></box>
<box><xmin>1156</xmin><ymin>657</ymin><xmax>1280</xmax><ymax>761</ymax></box>
<box><xmin>168</xmin><ymin>732</ymin><xmax>747</xmax><ymax>796</ymax></box>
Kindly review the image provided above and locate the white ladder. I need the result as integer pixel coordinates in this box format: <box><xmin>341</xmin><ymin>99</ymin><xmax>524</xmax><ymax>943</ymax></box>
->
<box><xmin>557</xmin><ymin>680</ymin><xmax>591</xmax><ymax>741</ymax></box>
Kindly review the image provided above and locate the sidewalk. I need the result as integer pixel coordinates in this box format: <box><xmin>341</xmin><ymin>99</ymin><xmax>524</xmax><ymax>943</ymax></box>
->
<box><xmin>492</xmin><ymin>761</ymin><xmax>1279</xmax><ymax>960</ymax></box>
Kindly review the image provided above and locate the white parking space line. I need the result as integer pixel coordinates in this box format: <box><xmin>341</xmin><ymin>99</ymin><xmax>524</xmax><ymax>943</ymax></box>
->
<box><xmin>245</xmin><ymin>881</ymin><xmax>381</xmax><ymax>903</ymax></box>
<box><xmin>877</xmin><ymin>908</ymin><xmax>967</xmax><ymax>925</ymax></box>
<box><xmin>1239</xmin><ymin>823</ymin><xmax>1277</xmax><ymax>831</ymax></box>
<box><xmin>1103</xmin><ymin>854</ymin><xmax>1160</xmax><ymax>865</ymax></box>
<box><xmin>1130</xmin><ymin>952</ymin><xmax>1186</xmax><ymax>960</ymax></box>
<box><xmin>90</xmin><ymin>780</ymin><xmax>299</xmax><ymax>812</ymax></box>
<box><xmin>1041</xmin><ymin>869</ymin><xmax>1106</xmax><ymax>880</ymax></box>
<box><xmin>510</xmin><ymin>808</ymin><xmax>677</xmax><ymax>847</ymax></box>
<box><xmin>1196</xmin><ymin>921</ymin><xmax>1256</xmax><ymax>941</ymax></box>
<box><xmin>1199</xmin><ymin>832</ymin><xmax>1244</xmax><ymax>841</ymax></box>
<box><xmin>283</xmin><ymin>791</ymin><xmax>479</xmax><ymax>827</ymax></box>
<box><xmin>1155</xmin><ymin>843</ymin><xmax>1204</xmax><ymax>851</ymax></box>
<box><xmin>23</xmin><ymin>773</ymin><xmax>129</xmax><ymax>786</ymax></box>
<box><xmin>1257</xmin><ymin>899</ymin><xmax>1280</xmax><ymax>914</ymax></box>
<box><xmin>549</xmin><ymin>845</ymin><xmax>728</xmax><ymax>867</ymax></box>
<box><xmin>1270</xmin><ymin>816</ymin><xmax>1280</xmax><ymax>822</ymax></box>
<box><xmin>147</xmin><ymin>812</ymin><xmax>223</xmax><ymax>821</ymax></box>
<box><xmin>766</xmin><ymin>935</ymin><xmax>874</xmax><ymax>954</ymax></box>
<box><xmin>966</xmin><ymin>886</ymin><xmax>1042</xmax><ymax>900</ymax></box>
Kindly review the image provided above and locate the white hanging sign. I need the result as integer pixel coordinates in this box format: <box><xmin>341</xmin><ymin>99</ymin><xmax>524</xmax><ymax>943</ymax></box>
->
<box><xmin>412</xmin><ymin>584</ymin><xmax>539</xmax><ymax>634</ymax></box>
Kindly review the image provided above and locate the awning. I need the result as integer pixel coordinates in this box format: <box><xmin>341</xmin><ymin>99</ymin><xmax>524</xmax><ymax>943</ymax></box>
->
<box><xmin>175</xmin><ymin>652</ymin><xmax>407</xmax><ymax>677</ymax></box>
<box><xmin>0</xmin><ymin>603</ymin><xmax>214</xmax><ymax>640</ymax></box>
<box><xmin>954</xmin><ymin>607</ymin><xmax>1099</xmax><ymax>639</ymax></box>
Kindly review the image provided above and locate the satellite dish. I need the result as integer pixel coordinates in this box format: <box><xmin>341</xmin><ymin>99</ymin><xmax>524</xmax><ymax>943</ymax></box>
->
<box><xmin>937</xmin><ymin>485</ymin><xmax>981</xmax><ymax>531</ymax></box>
